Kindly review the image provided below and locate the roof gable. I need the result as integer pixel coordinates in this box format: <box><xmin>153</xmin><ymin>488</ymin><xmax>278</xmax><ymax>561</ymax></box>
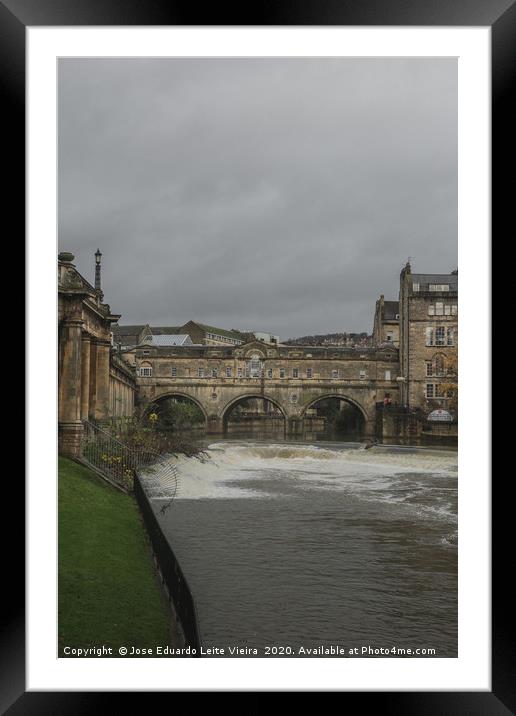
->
<box><xmin>180</xmin><ymin>320</ymin><xmax>246</xmax><ymax>342</ymax></box>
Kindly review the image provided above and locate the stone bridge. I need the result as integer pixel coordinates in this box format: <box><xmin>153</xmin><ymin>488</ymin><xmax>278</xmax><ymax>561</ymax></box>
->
<box><xmin>129</xmin><ymin>341</ymin><xmax>401</xmax><ymax>437</ymax></box>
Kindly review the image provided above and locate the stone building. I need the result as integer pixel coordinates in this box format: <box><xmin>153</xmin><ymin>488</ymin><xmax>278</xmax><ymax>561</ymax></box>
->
<box><xmin>372</xmin><ymin>296</ymin><xmax>400</xmax><ymax>347</ymax></box>
<box><xmin>123</xmin><ymin>339</ymin><xmax>399</xmax><ymax>436</ymax></box>
<box><xmin>58</xmin><ymin>251</ymin><xmax>137</xmax><ymax>456</ymax></box>
<box><xmin>398</xmin><ymin>263</ymin><xmax>458</xmax><ymax>412</ymax></box>
<box><xmin>179</xmin><ymin>321</ymin><xmax>249</xmax><ymax>346</ymax></box>
<box><xmin>111</xmin><ymin>324</ymin><xmax>151</xmax><ymax>350</ymax></box>
<box><xmin>59</xmin><ymin>250</ymin><xmax>457</xmax><ymax>450</ymax></box>
<box><xmin>112</xmin><ymin>320</ymin><xmax>249</xmax><ymax>348</ymax></box>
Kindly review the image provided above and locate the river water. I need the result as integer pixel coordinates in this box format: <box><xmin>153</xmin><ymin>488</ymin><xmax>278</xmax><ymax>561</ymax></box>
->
<box><xmin>141</xmin><ymin>440</ymin><xmax>457</xmax><ymax>657</ymax></box>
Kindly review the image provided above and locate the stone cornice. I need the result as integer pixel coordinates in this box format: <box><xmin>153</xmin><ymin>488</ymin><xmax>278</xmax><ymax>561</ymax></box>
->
<box><xmin>60</xmin><ymin>318</ymin><xmax>84</xmax><ymax>328</ymax></box>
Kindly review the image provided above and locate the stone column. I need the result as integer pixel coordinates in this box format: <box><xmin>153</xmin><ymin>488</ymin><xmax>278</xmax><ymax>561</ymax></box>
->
<box><xmin>363</xmin><ymin>417</ymin><xmax>376</xmax><ymax>439</ymax></box>
<box><xmin>287</xmin><ymin>416</ymin><xmax>303</xmax><ymax>437</ymax></box>
<box><xmin>115</xmin><ymin>379</ymin><xmax>120</xmax><ymax>416</ymax></box>
<box><xmin>206</xmin><ymin>414</ymin><xmax>224</xmax><ymax>434</ymax></box>
<box><xmin>88</xmin><ymin>340</ymin><xmax>98</xmax><ymax>419</ymax></box>
<box><xmin>80</xmin><ymin>334</ymin><xmax>91</xmax><ymax>421</ymax></box>
<box><xmin>94</xmin><ymin>340</ymin><xmax>111</xmax><ymax>421</ymax></box>
<box><xmin>109</xmin><ymin>379</ymin><xmax>114</xmax><ymax>416</ymax></box>
<box><xmin>58</xmin><ymin>318</ymin><xmax>84</xmax><ymax>456</ymax></box>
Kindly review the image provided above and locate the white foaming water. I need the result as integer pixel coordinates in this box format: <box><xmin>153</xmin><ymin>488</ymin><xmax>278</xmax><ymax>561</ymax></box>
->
<box><xmin>150</xmin><ymin>441</ymin><xmax>458</xmax><ymax>653</ymax></box>
<box><xmin>140</xmin><ymin>441</ymin><xmax>458</xmax><ymax>527</ymax></box>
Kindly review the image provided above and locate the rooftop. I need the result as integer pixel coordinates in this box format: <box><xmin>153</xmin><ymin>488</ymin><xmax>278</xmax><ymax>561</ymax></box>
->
<box><xmin>141</xmin><ymin>334</ymin><xmax>193</xmax><ymax>347</ymax></box>
<box><xmin>411</xmin><ymin>273</ymin><xmax>458</xmax><ymax>291</ymax></box>
<box><xmin>112</xmin><ymin>324</ymin><xmax>147</xmax><ymax>336</ymax></box>
<box><xmin>195</xmin><ymin>322</ymin><xmax>248</xmax><ymax>341</ymax></box>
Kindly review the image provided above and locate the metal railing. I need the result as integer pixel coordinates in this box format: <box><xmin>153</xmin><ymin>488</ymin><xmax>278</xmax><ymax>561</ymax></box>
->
<box><xmin>134</xmin><ymin>475</ymin><xmax>202</xmax><ymax>654</ymax></box>
<box><xmin>80</xmin><ymin>419</ymin><xmax>178</xmax><ymax>500</ymax></box>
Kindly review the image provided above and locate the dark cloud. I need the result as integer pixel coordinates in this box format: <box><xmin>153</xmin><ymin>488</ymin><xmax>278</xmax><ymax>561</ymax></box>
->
<box><xmin>58</xmin><ymin>58</ymin><xmax>457</xmax><ymax>339</ymax></box>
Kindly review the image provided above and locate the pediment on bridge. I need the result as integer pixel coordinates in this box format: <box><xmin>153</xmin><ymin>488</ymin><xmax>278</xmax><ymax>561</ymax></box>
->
<box><xmin>241</xmin><ymin>341</ymin><xmax>269</xmax><ymax>358</ymax></box>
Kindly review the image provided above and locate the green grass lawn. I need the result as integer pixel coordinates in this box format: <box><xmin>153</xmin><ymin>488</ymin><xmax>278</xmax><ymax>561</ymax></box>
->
<box><xmin>58</xmin><ymin>457</ymin><xmax>172</xmax><ymax>656</ymax></box>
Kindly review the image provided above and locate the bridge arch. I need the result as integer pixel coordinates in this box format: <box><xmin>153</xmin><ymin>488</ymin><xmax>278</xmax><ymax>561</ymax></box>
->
<box><xmin>221</xmin><ymin>393</ymin><xmax>288</xmax><ymax>435</ymax></box>
<box><xmin>300</xmin><ymin>393</ymin><xmax>370</xmax><ymax>440</ymax></box>
<box><xmin>221</xmin><ymin>393</ymin><xmax>288</xmax><ymax>421</ymax></box>
<box><xmin>300</xmin><ymin>393</ymin><xmax>369</xmax><ymax>422</ymax></box>
<box><xmin>144</xmin><ymin>391</ymin><xmax>209</xmax><ymax>425</ymax></box>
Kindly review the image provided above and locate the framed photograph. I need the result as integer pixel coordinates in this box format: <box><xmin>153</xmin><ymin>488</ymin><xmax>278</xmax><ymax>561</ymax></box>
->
<box><xmin>5</xmin><ymin>0</ymin><xmax>509</xmax><ymax>709</ymax></box>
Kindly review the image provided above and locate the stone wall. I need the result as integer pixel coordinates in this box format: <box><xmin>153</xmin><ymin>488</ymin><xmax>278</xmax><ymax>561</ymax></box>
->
<box><xmin>109</xmin><ymin>354</ymin><xmax>136</xmax><ymax>417</ymax></box>
<box><xmin>399</xmin><ymin>265</ymin><xmax>458</xmax><ymax>413</ymax></box>
<box><xmin>58</xmin><ymin>253</ymin><xmax>137</xmax><ymax>456</ymax></box>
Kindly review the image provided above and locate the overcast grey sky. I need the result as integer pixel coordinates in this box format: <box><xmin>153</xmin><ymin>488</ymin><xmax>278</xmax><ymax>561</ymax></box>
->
<box><xmin>58</xmin><ymin>58</ymin><xmax>457</xmax><ymax>338</ymax></box>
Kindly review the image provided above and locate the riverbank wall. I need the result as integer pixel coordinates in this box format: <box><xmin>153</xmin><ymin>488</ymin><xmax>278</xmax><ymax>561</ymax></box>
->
<box><xmin>134</xmin><ymin>473</ymin><xmax>202</xmax><ymax>654</ymax></box>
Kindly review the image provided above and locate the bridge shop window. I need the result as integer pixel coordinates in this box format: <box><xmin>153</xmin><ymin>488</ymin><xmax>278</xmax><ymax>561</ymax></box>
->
<box><xmin>426</xmin><ymin>383</ymin><xmax>435</xmax><ymax>398</ymax></box>
<box><xmin>237</xmin><ymin>367</ymin><xmax>243</xmax><ymax>378</ymax></box>
<box><xmin>267</xmin><ymin>368</ymin><xmax>273</xmax><ymax>379</ymax></box>
<box><xmin>306</xmin><ymin>368</ymin><xmax>313</xmax><ymax>378</ymax></box>
<box><xmin>247</xmin><ymin>358</ymin><xmax>263</xmax><ymax>378</ymax></box>
<box><xmin>171</xmin><ymin>366</ymin><xmax>177</xmax><ymax>377</ymax></box>
<box><xmin>359</xmin><ymin>370</ymin><xmax>367</xmax><ymax>380</ymax></box>
<box><xmin>332</xmin><ymin>369</ymin><xmax>339</xmax><ymax>379</ymax></box>
<box><xmin>447</xmin><ymin>328</ymin><xmax>455</xmax><ymax>346</ymax></box>
<box><xmin>292</xmin><ymin>368</ymin><xmax>299</xmax><ymax>378</ymax></box>
<box><xmin>139</xmin><ymin>363</ymin><xmax>152</xmax><ymax>377</ymax></box>
<box><xmin>280</xmin><ymin>368</ymin><xmax>286</xmax><ymax>379</ymax></box>
<box><xmin>198</xmin><ymin>367</ymin><xmax>204</xmax><ymax>378</ymax></box>
<box><xmin>429</xmin><ymin>284</ymin><xmax>450</xmax><ymax>292</ymax></box>
<box><xmin>212</xmin><ymin>368</ymin><xmax>218</xmax><ymax>378</ymax></box>
<box><xmin>225</xmin><ymin>367</ymin><xmax>232</xmax><ymax>378</ymax></box>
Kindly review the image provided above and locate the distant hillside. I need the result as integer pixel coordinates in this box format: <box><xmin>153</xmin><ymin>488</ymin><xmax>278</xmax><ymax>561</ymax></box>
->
<box><xmin>284</xmin><ymin>332</ymin><xmax>372</xmax><ymax>347</ymax></box>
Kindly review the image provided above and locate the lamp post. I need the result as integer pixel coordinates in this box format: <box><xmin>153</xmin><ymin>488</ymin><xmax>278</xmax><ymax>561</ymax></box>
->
<box><xmin>95</xmin><ymin>248</ymin><xmax>102</xmax><ymax>294</ymax></box>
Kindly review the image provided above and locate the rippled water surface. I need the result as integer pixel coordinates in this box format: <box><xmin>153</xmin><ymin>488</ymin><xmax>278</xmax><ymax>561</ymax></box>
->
<box><xmin>141</xmin><ymin>441</ymin><xmax>457</xmax><ymax>657</ymax></box>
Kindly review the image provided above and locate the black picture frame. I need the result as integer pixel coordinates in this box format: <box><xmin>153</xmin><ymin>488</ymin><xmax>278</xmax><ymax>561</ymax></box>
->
<box><xmin>7</xmin><ymin>0</ymin><xmax>509</xmax><ymax>710</ymax></box>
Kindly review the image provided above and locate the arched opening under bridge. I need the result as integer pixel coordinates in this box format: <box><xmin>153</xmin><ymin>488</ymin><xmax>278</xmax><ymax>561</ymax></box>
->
<box><xmin>146</xmin><ymin>393</ymin><xmax>207</xmax><ymax>434</ymax></box>
<box><xmin>222</xmin><ymin>395</ymin><xmax>286</xmax><ymax>438</ymax></box>
<box><xmin>302</xmin><ymin>395</ymin><xmax>366</xmax><ymax>441</ymax></box>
